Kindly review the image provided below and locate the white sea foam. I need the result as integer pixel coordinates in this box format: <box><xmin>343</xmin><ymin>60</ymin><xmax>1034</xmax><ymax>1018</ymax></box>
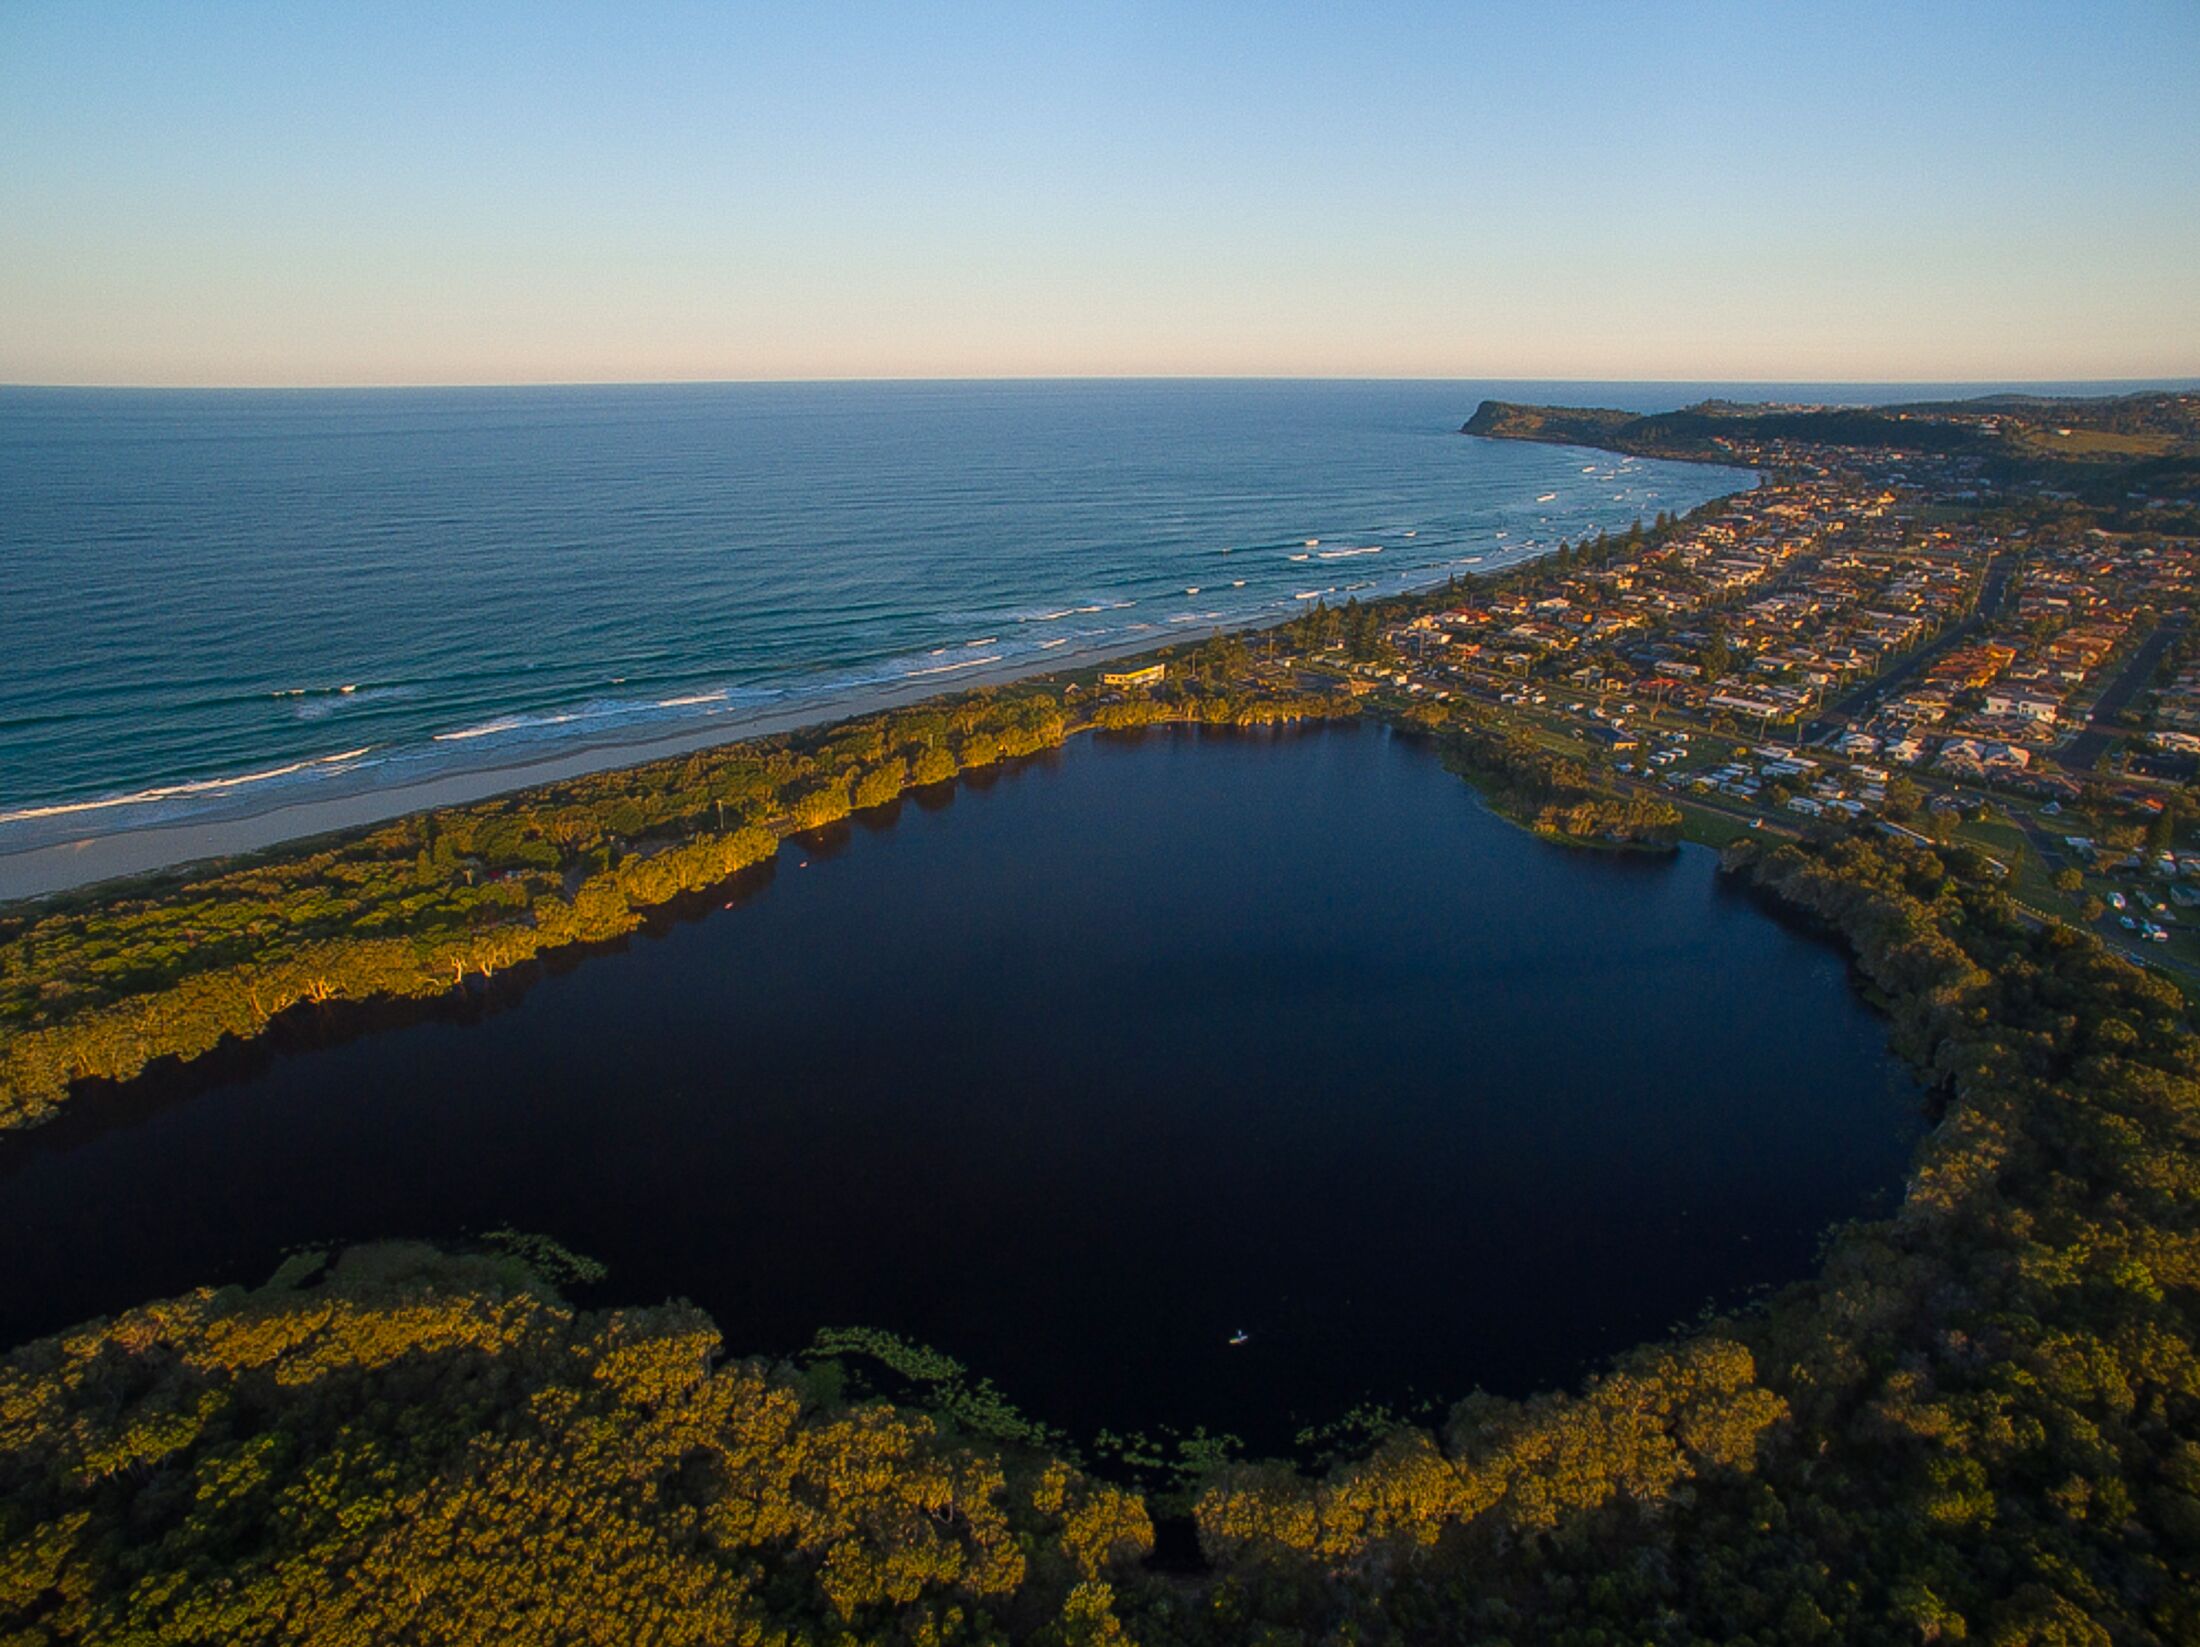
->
<box><xmin>435</xmin><ymin>709</ymin><xmax>594</xmax><ymax>740</ymax></box>
<box><xmin>0</xmin><ymin>747</ymin><xmax>375</xmax><ymax>825</ymax></box>
<box><xmin>435</xmin><ymin>720</ymin><xmax>523</xmax><ymax>742</ymax></box>
<box><xmin>293</xmin><ymin>682</ymin><xmax>421</xmax><ymax>720</ymax></box>
<box><xmin>900</xmin><ymin>654</ymin><xmax>1004</xmax><ymax>680</ymax></box>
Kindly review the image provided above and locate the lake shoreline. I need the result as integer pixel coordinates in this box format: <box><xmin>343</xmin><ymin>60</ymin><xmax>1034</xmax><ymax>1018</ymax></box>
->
<box><xmin>18</xmin><ymin>720</ymin><xmax>1692</xmax><ymax>1156</ymax></box>
<box><xmin>0</xmin><ymin>720</ymin><xmax>1925</xmax><ymax>1449</ymax></box>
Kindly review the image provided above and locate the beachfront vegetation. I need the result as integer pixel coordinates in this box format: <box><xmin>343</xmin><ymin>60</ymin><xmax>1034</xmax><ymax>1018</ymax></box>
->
<box><xmin>4</xmin><ymin>827</ymin><xmax>2196</xmax><ymax>1641</ymax></box>
<box><xmin>0</xmin><ymin>672</ymin><xmax>1356</xmax><ymax>1131</ymax></box>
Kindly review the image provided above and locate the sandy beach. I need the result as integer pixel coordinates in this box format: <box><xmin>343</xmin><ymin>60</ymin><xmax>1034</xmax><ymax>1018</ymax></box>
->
<box><xmin>0</xmin><ymin>623</ymin><xmax>1245</xmax><ymax>902</ymax></box>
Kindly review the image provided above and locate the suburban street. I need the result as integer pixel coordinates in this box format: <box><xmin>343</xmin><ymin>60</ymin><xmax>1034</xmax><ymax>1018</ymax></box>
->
<box><xmin>2059</xmin><ymin>614</ymin><xmax>2187</xmax><ymax>771</ymax></box>
<box><xmin>1802</xmin><ymin>551</ymin><xmax>2013</xmax><ymax>745</ymax></box>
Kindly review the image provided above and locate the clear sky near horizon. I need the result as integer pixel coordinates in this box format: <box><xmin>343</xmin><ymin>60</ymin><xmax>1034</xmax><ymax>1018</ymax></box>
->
<box><xmin>3</xmin><ymin>1</ymin><xmax>2195</xmax><ymax>387</ymax></box>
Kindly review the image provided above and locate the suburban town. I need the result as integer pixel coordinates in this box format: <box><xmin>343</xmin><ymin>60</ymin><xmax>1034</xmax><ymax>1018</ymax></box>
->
<box><xmin>1129</xmin><ymin>395</ymin><xmax>2200</xmax><ymax>990</ymax></box>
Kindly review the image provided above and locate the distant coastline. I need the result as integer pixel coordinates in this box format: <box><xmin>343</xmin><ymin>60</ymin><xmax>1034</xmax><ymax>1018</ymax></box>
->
<box><xmin>0</xmin><ymin>389</ymin><xmax>1759</xmax><ymax>901</ymax></box>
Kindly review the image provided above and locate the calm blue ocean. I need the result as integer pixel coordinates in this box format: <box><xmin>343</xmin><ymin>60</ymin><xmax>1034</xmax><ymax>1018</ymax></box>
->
<box><xmin>0</xmin><ymin>377</ymin><xmax>1833</xmax><ymax>845</ymax></box>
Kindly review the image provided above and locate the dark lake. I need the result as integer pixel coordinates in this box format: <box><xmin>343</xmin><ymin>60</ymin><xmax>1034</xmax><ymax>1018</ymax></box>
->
<box><xmin>0</xmin><ymin>725</ymin><xmax>1922</xmax><ymax>1450</ymax></box>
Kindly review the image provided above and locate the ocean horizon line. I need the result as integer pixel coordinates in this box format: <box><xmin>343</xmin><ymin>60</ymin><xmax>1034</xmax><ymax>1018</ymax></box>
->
<box><xmin>7</xmin><ymin>372</ymin><xmax>2200</xmax><ymax>395</ymax></box>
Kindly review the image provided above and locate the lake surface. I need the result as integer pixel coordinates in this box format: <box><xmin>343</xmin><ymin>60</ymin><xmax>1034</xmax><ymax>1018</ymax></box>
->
<box><xmin>0</xmin><ymin>379</ymin><xmax>1761</xmax><ymax>847</ymax></box>
<box><xmin>0</xmin><ymin>726</ymin><xmax>1921</xmax><ymax>1447</ymax></box>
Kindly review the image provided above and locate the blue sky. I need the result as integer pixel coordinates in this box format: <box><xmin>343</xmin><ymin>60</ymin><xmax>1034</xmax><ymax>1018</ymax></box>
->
<box><xmin>3</xmin><ymin>1</ymin><xmax>2195</xmax><ymax>384</ymax></box>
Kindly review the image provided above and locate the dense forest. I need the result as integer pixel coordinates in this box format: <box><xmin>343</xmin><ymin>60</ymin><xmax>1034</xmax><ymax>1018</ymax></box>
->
<box><xmin>0</xmin><ymin>669</ymin><xmax>1357</xmax><ymax>1133</ymax></box>
<box><xmin>3</xmin><ymin>826</ymin><xmax>2195</xmax><ymax>1643</ymax></box>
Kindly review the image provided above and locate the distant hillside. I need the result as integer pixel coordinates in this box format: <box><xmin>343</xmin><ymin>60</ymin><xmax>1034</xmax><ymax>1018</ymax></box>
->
<box><xmin>1458</xmin><ymin>401</ymin><xmax>1645</xmax><ymax>447</ymax></box>
<box><xmin>1462</xmin><ymin>392</ymin><xmax>2200</xmax><ymax>525</ymax></box>
<box><xmin>1898</xmin><ymin>391</ymin><xmax>2200</xmax><ymax>445</ymax></box>
<box><xmin>1460</xmin><ymin>399</ymin><xmax>1997</xmax><ymax>461</ymax></box>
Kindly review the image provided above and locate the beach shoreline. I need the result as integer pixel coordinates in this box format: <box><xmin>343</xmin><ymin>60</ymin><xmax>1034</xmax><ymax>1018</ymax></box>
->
<box><xmin>2</xmin><ymin>605</ymin><xmax>1385</xmax><ymax>902</ymax></box>
<box><xmin>0</xmin><ymin>443</ymin><xmax>1760</xmax><ymax>904</ymax></box>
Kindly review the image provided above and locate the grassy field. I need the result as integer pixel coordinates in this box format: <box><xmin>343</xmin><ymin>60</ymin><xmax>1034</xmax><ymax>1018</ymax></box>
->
<box><xmin>1672</xmin><ymin>802</ymin><xmax>1763</xmax><ymax>850</ymax></box>
<box><xmin>2008</xmin><ymin>426</ymin><xmax>2179</xmax><ymax>460</ymax></box>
